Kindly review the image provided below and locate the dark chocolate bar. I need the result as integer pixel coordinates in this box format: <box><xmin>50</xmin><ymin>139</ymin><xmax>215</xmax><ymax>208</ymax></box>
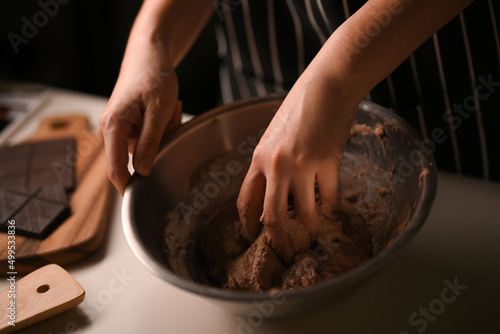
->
<box><xmin>0</xmin><ymin>137</ymin><xmax>76</xmax><ymax>191</ymax></box>
<box><xmin>0</xmin><ymin>184</ymin><xmax>70</xmax><ymax>238</ymax></box>
<box><xmin>0</xmin><ymin>137</ymin><xmax>76</xmax><ymax>238</ymax></box>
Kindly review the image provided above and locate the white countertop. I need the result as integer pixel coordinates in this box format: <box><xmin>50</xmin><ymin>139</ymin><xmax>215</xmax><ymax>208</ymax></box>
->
<box><xmin>1</xmin><ymin>86</ymin><xmax>499</xmax><ymax>334</ymax></box>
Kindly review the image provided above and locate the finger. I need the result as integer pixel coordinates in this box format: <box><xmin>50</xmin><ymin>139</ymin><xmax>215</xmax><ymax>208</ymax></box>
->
<box><xmin>161</xmin><ymin>101</ymin><xmax>183</xmax><ymax>144</ymax></box>
<box><xmin>166</xmin><ymin>100</ymin><xmax>182</xmax><ymax>133</ymax></box>
<box><xmin>102</xmin><ymin>127</ymin><xmax>131</xmax><ymax>196</ymax></box>
<box><xmin>99</xmin><ymin>101</ymin><xmax>143</xmax><ymax>195</ymax></box>
<box><xmin>97</xmin><ymin>124</ymin><xmax>103</xmax><ymax>140</ymax></box>
<box><xmin>237</xmin><ymin>166</ymin><xmax>266</xmax><ymax>242</ymax></box>
<box><xmin>126</xmin><ymin>124</ymin><xmax>141</xmax><ymax>154</ymax></box>
<box><xmin>133</xmin><ymin>101</ymin><xmax>175</xmax><ymax>176</ymax></box>
<box><xmin>316</xmin><ymin>162</ymin><xmax>341</xmax><ymax>211</ymax></box>
<box><xmin>291</xmin><ymin>172</ymin><xmax>319</xmax><ymax>239</ymax></box>
<box><xmin>261</xmin><ymin>174</ymin><xmax>290</xmax><ymax>259</ymax></box>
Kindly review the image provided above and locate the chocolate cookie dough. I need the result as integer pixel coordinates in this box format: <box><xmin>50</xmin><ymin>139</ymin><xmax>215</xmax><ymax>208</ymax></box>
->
<box><xmin>199</xmin><ymin>172</ymin><xmax>375</xmax><ymax>292</ymax></box>
<box><xmin>164</xmin><ymin>122</ymin><xmax>407</xmax><ymax>293</ymax></box>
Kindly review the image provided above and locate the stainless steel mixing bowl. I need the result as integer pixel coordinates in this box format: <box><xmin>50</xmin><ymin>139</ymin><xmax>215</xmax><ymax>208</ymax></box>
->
<box><xmin>122</xmin><ymin>96</ymin><xmax>437</xmax><ymax>318</ymax></box>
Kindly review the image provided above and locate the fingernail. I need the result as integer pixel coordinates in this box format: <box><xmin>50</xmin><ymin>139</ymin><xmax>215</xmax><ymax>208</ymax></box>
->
<box><xmin>137</xmin><ymin>158</ymin><xmax>153</xmax><ymax>175</ymax></box>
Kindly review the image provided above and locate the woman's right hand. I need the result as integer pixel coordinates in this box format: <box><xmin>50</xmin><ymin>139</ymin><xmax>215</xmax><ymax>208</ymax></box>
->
<box><xmin>98</xmin><ymin>46</ymin><xmax>181</xmax><ymax>195</ymax></box>
<box><xmin>98</xmin><ymin>0</ymin><xmax>214</xmax><ymax>195</ymax></box>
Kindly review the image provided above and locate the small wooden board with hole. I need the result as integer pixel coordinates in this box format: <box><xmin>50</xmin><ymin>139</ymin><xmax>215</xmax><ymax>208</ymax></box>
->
<box><xmin>0</xmin><ymin>115</ymin><xmax>115</xmax><ymax>274</ymax></box>
<box><xmin>0</xmin><ymin>264</ymin><xmax>85</xmax><ymax>333</ymax></box>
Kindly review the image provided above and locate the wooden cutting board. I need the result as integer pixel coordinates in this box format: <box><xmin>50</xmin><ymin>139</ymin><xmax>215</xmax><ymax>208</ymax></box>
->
<box><xmin>0</xmin><ymin>115</ymin><xmax>114</xmax><ymax>274</ymax></box>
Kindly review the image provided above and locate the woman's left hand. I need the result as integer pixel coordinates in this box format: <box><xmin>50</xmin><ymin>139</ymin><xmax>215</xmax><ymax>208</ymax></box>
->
<box><xmin>236</xmin><ymin>69</ymin><xmax>358</xmax><ymax>258</ymax></box>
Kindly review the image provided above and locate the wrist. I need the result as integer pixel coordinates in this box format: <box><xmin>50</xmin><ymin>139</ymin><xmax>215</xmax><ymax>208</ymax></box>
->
<box><xmin>129</xmin><ymin>0</ymin><xmax>213</xmax><ymax>67</ymax></box>
<box><xmin>298</xmin><ymin>65</ymin><xmax>363</xmax><ymax>123</ymax></box>
<box><xmin>124</xmin><ymin>1</ymin><xmax>178</xmax><ymax>66</ymax></box>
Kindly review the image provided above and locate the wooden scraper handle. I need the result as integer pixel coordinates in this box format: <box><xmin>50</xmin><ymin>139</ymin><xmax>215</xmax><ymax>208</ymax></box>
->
<box><xmin>0</xmin><ymin>264</ymin><xmax>85</xmax><ymax>333</ymax></box>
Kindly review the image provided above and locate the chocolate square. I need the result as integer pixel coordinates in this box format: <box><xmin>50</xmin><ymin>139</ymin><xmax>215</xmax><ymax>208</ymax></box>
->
<box><xmin>0</xmin><ymin>184</ymin><xmax>70</xmax><ymax>238</ymax></box>
<box><xmin>0</xmin><ymin>137</ymin><xmax>76</xmax><ymax>191</ymax></box>
<box><xmin>0</xmin><ymin>138</ymin><xmax>76</xmax><ymax>238</ymax></box>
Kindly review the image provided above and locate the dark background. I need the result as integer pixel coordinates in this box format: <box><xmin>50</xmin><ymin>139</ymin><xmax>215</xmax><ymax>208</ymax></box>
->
<box><xmin>2</xmin><ymin>1</ymin><xmax>499</xmax><ymax>181</ymax></box>
<box><xmin>0</xmin><ymin>0</ymin><xmax>219</xmax><ymax>115</ymax></box>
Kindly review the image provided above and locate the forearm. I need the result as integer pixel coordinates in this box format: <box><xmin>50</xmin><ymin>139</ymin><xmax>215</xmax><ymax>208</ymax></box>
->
<box><xmin>124</xmin><ymin>0</ymin><xmax>214</xmax><ymax>67</ymax></box>
<box><xmin>306</xmin><ymin>0</ymin><xmax>473</xmax><ymax>109</ymax></box>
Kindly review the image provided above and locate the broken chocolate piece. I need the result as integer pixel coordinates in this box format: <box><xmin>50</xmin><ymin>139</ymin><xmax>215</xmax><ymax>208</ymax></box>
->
<box><xmin>0</xmin><ymin>138</ymin><xmax>76</xmax><ymax>191</ymax></box>
<box><xmin>0</xmin><ymin>184</ymin><xmax>70</xmax><ymax>238</ymax></box>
